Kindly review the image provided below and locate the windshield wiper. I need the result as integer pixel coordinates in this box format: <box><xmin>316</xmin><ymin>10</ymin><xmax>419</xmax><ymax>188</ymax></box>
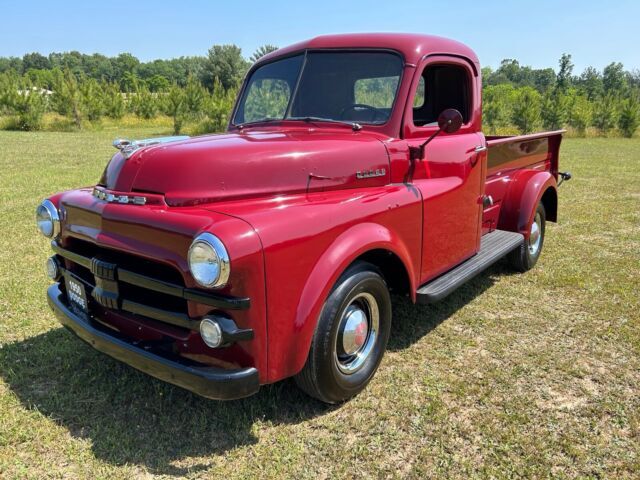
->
<box><xmin>288</xmin><ymin>116</ymin><xmax>363</xmax><ymax>131</ymax></box>
<box><xmin>234</xmin><ymin>118</ymin><xmax>282</xmax><ymax>129</ymax></box>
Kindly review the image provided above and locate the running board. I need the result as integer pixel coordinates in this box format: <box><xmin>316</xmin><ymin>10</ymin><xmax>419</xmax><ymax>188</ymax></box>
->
<box><xmin>416</xmin><ymin>229</ymin><xmax>524</xmax><ymax>304</ymax></box>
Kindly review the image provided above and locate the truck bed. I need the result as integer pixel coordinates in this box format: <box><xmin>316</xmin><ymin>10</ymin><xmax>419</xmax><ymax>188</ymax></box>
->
<box><xmin>482</xmin><ymin>130</ymin><xmax>564</xmax><ymax>232</ymax></box>
<box><xmin>486</xmin><ymin>130</ymin><xmax>564</xmax><ymax>178</ymax></box>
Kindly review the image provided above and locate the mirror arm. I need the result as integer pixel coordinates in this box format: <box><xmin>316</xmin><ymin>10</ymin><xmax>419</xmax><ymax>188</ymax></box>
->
<box><xmin>407</xmin><ymin>127</ymin><xmax>442</xmax><ymax>183</ymax></box>
<box><xmin>406</xmin><ymin>109</ymin><xmax>461</xmax><ymax>181</ymax></box>
<box><xmin>409</xmin><ymin>127</ymin><xmax>443</xmax><ymax>161</ymax></box>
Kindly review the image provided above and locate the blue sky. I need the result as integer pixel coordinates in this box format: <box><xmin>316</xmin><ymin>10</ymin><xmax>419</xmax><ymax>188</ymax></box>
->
<box><xmin>1</xmin><ymin>0</ymin><xmax>638</xmax><ymax>73</ymax></box>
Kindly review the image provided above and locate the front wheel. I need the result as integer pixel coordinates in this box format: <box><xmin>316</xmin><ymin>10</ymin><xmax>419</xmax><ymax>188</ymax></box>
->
<box><xmin>509</xmin><ymin>202</ymin><xmax>546</xmax><ymax>272</ymax></box>
<box><xmin>295</xmin><ymin>262</ymin><xmax>392</xmax><ymax>404</ymax></box>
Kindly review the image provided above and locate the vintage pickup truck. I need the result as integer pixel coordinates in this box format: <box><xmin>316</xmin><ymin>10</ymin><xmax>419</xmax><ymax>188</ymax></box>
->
<box><xmin>38</xmin><ymin>34</ymin><xmax>569</xmax><ymax>403</ymax></box>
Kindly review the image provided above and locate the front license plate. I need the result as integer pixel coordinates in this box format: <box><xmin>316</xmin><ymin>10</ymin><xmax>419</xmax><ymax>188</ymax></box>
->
<box><xmin>65</xmin><ymin>274</ymin><xmax>89</xmax><ymax>316</ymax></box>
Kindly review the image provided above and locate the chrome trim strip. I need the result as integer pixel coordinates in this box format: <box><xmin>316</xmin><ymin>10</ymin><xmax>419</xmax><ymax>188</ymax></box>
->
<box><xmin>37</xmin><ymin>199</ymin><xmax>61</xmax><ymax>238</ymax></box>
<box><xmin>188</xmin><ymin>233</ymin><xmax>231</xmax><ymax>289</ymax></box>
<box><xmin>51</xmin><ymin>242</ymin><xmax>249</xmax><ymax>310</ymax></box>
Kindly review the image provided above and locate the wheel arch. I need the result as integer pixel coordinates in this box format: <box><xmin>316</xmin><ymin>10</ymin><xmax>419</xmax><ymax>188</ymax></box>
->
<box><xmin>498</xmin><ymin>169</ymin><xmax>557</xmax><ymax>237</ymax></box>
<box><xmin>353</xmin><ymin>248</ymin><xmax>411</xmax><ymax>297</ymax></box>
<box><xmin>285</xmin><ymin>222</ymin><xmax>418</xmax><ymax>379</ymax></box>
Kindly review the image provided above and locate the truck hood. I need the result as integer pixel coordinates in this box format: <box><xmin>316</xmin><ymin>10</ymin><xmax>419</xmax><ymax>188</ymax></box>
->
<box><xmin>99</xmin><ymin>128</ymin><xmax>391</xmax><ymax>206</ymax></box>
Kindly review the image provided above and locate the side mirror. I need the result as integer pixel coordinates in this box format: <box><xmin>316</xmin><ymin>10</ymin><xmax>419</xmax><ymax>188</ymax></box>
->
<box><xmin>437</xmin><ymin>108</ymin><xmax>463</xmax><ymax>134</ymax></box>
<box><xmin>408</xmin><ymin>108</ymin><xmax>465</xmax><ymax>175</ymax></box>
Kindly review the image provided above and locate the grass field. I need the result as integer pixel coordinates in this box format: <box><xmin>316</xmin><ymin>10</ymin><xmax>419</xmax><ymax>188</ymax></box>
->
<box><xmin>0</xmin><ymin>130</ymin><xmax>638</xmax><ymax>479</ymax></box>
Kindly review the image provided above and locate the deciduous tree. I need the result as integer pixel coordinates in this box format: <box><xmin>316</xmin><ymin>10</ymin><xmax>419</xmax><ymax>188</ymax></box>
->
<box><xmin>202</xmin><ymin>45</ymin><xmax>249</xmax><ymax>91</ymax></box>
<box><xmin>603</xmin><ymin>62</ymin><xmax>627</xmax><ymax>95</ymax></box>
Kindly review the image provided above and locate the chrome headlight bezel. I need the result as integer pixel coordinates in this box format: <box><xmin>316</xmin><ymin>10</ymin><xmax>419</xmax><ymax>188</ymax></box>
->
<box><xmin>188</xmin><ymin>232</ymin><xmax>230</xmax><ymax>289</ymax></box>
<box><xmin>46</xmin><ymin>256</ymin><xmax>61</xmax><ymax>280</ymax></box>
<box><xmin>199</xmin><ymin>317</ymin><xmax>223</xmax><ymax>348</ymax></box>
<box><xmin>35</xmin><ymin>199</ymin><xmax>60</xmax><ymax>238</ymax></box>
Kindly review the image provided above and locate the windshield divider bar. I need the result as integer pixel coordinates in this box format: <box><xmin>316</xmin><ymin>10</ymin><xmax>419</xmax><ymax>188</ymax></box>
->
<box><xmin>283</xmin><ymin>50</ymin><xmax>308</xmax><ymax>120</ymax></box>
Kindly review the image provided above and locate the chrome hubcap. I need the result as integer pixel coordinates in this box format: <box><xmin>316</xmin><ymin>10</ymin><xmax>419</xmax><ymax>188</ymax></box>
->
<box><xmin>528</xmin><ymin>212</ymin><xmax>542</xmax><ymax>256</ymax></box>
<box><xmin>341</xmin><ymin>306</ymin><xmax>369</xmax><ymax>355</ymax></box>
<box><xmin>336</xmin><ymin>292</ymin><xmax>379</xmax><ymax>374</ymax></box>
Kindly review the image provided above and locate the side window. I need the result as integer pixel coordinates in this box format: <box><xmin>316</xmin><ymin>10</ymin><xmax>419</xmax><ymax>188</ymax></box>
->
<box><xmin>413</xmin><ymin>77</ymin><xmax>425</xmax><ymax>108</ymax></box>
<box><xmin>412</xmin><ymin>64</ymin><xmax>470</xmax><ymax>127</ymax></box>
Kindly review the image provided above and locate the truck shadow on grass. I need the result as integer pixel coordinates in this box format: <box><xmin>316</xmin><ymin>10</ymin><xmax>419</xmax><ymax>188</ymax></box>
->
<box><xmin>0</xmin><ymin>262</ymin><xmax>510</xmax><ymax>476</ymax></box>
<box><xmin>387</xmin><ymin>262</ymin><xmax>511</xmax><ymax>351</ymax></box>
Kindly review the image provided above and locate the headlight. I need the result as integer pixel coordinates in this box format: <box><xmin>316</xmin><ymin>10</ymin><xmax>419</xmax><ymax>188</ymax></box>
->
<box><xmin>188</xmin><ymin>232</ymin><xmax>230</xmax><ymax>288</ymax></box>
<box><xmin>35</xmin><ymin>199</ymin><xmax>60</xmax><ymax>238</ymax></box>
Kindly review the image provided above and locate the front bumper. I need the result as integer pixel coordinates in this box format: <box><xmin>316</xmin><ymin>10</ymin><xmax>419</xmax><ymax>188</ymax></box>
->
<box><xmin>47</xmin><ymin>284</ymin><xmax>260</xmax><ymax>400</ymax></box>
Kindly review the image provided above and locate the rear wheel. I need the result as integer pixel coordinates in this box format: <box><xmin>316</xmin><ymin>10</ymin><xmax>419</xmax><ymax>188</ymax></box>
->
<box><xmin>295</xmin><ymin>262</ymin><xmax>392</xmax><ymax>404</ymax></box>
<box><xmin>509</xmin><ymin>202</ymin><xmax>546</xmax><ymax>272</ymax></box>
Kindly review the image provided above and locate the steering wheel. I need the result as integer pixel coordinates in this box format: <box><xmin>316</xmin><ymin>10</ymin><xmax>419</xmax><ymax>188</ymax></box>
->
<box><xmin>339</xmin><ymin>103</ymin><xmax>386</xmax><ymax>122</ymax></box>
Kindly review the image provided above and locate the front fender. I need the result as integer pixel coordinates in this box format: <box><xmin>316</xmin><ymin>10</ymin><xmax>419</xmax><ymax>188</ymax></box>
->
<box><xmin>498</xmin><ymin>169</ymin><xmax>557</xmax><ymax>236</ymax></box>
<box><xmin>207</xmin><ymin>186</ymin><xmax>423</xmax><ymax>383</ymax></box>
<box><xmin>286</xmin><ymin>222</ymin><xmax>417</xmax><ymax>379</ymax></box>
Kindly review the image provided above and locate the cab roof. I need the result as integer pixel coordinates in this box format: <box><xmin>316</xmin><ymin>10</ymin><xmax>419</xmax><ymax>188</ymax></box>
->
<box><xmin>257</xmin><ymin>33</ymin><xmax>480</xmax><ymax>68</ymax></box>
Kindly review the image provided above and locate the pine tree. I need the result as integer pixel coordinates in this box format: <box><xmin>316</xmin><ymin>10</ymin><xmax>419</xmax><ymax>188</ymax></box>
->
<box><xmin>541</xmin><ymin>91</ymin><xmax>568</xmax><ymax>130</ymax></box>
<box><xmin>9</xmin><ymin>79</ymin><xmax>47</xmax><ymax>130</ymax></box>
<box><xmin>511</xmin><ymin>87</ymin><xmax>541</xmax><ymax>133</ymax></box>
<box><xmin>618</xmin><ymin>97</ymin><xmax>639</xmax><ymax>137</ymax></box>
<box><xmin>250</xmin><ymin>45</ymin><xmax>278</xmax><ymax>63</ymax></box>
<box><xmin>79</xmin><ymin>78</ymin><xmax>104</xmax><ymax>121</ymax></box>
<box><xmin>103</xmin><ymin>82</ymin><xmax>125</xmax><ymax>119</ymax></box>
<box><xmin>483</xmin><ymin>84</ymin><xmax>515</xmax><ymax>133</ymax></box>
<box><xmin>592</xmin><ymin>94</ymin><xmax>617</xmax><ymax>135</ymax></box>
<box><xmin>184</xmin><ymin>75</ymin><xmax>207</xmax><ymax>117</ymax></box>
<box><xmin>201</xmin><ymin>78</ymin><xmax>238</xmax><ymax>133</ymax></box>
<box><xmin>52</xmin><ymin>68</ymin><xmax>83</xmax><ymax>128</ymax></box>
<box><xmin>132</xmin><ymin>83</ymin><xmax>157</xmax><ymax>119</ymax></box>
<box><xmin>567</xmin><ymin>93</ymin><xmax>592</xmax><ymax>136</ymax></box>
<box><xmin>165</xmin><ymin>83</ymin><xmax>186</xmax><ymax>134</ymax></box>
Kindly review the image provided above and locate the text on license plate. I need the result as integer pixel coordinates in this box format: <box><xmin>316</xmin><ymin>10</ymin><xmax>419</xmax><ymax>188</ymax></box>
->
<box><xmin>65</xmin><ymin>275</ymin><xmax>88</xmax><ymax>313</ymax></box>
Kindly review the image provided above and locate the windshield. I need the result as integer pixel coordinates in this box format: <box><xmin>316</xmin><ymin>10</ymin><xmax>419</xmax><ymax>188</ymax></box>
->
<box><xmin>233</xmin><ymin>51</ymin><xmax>403</xmax><ymax>127</ymax></box>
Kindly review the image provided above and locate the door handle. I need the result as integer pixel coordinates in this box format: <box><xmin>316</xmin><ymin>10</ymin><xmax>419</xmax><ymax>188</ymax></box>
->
<box><xmin>470</xmin><ymin>145</ymin><xmax>487</xmax><ymax>167</ymax></box>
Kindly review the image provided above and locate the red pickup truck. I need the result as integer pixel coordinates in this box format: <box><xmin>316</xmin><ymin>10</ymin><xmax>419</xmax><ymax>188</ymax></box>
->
<box><xmin>38</xmin><ymin>33</ymin><xmax>568</xmax><ymax>403</ymax></box>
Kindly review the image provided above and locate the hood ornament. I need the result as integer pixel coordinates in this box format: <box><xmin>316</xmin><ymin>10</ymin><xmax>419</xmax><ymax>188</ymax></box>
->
<box><xmin>112</xmin><ymin>135</ymin><xmax>190</xmax><ymax>159</ymax></box>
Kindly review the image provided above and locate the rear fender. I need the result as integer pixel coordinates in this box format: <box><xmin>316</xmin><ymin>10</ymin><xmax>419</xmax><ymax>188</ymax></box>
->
<box><xmin>286</xmin><ymin>222</ymin><xmax>417</xmax><ymax>377</ymax></box>
<box><xmin>498</xmin><ymin>170</ymin><xmax>557</xmax><ymax>237</ymax></box>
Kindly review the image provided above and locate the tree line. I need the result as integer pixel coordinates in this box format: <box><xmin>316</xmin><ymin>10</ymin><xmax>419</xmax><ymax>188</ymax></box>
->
<box><xmin>0</xmin><ymin>44</ymin><xmax>277</xmax><ymax>133</ymax></box>
<box><xmin>482</xmin><ymin>54</ymin><xmax>640</xmax><ymax>137</ymax></box>
<box><xmin>0</xmin><ymin>46</ymin><xmax>638</xmax><ymax>137</ymax></box>
<box><xmin>0</xmin><ymin>44</ymin><xmax>277</xmax><ymax>91</ymax></box>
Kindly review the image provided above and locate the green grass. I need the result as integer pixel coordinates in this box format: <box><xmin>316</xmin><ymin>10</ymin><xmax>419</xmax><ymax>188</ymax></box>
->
<box><xmin>0</xmin><ymin>131</ymin><xmax>638</xmax><ymax>479</ymax></box>
<box><xmin>0</xmin><ymin>113</ymin><xmax>175</xmax><ymax>133</ymax></box>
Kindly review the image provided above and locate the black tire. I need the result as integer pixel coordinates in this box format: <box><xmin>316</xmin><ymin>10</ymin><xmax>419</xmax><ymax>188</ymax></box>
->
<box><xmin>295</xmin><ymin>261</ymin><xmax>392</xmax><ymax>404</ymax></box>
<box><xmin>509</xmin><ymin>202</ymin><xmax>546</xmax><ymax>272</ymax></box>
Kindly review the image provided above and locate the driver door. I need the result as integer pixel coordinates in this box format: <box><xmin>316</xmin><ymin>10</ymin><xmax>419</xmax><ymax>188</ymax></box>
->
<box><xmin>405</xmin><ymin>56</ymin><xmax>486</xmax><ymax>283</ymax></box>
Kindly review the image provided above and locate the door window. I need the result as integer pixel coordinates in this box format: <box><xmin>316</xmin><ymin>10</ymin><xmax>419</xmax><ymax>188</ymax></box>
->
<box><xmin>413</xmin><ymin>64</ymin><xmax>471</xmax><ymax>127</ymax></box>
